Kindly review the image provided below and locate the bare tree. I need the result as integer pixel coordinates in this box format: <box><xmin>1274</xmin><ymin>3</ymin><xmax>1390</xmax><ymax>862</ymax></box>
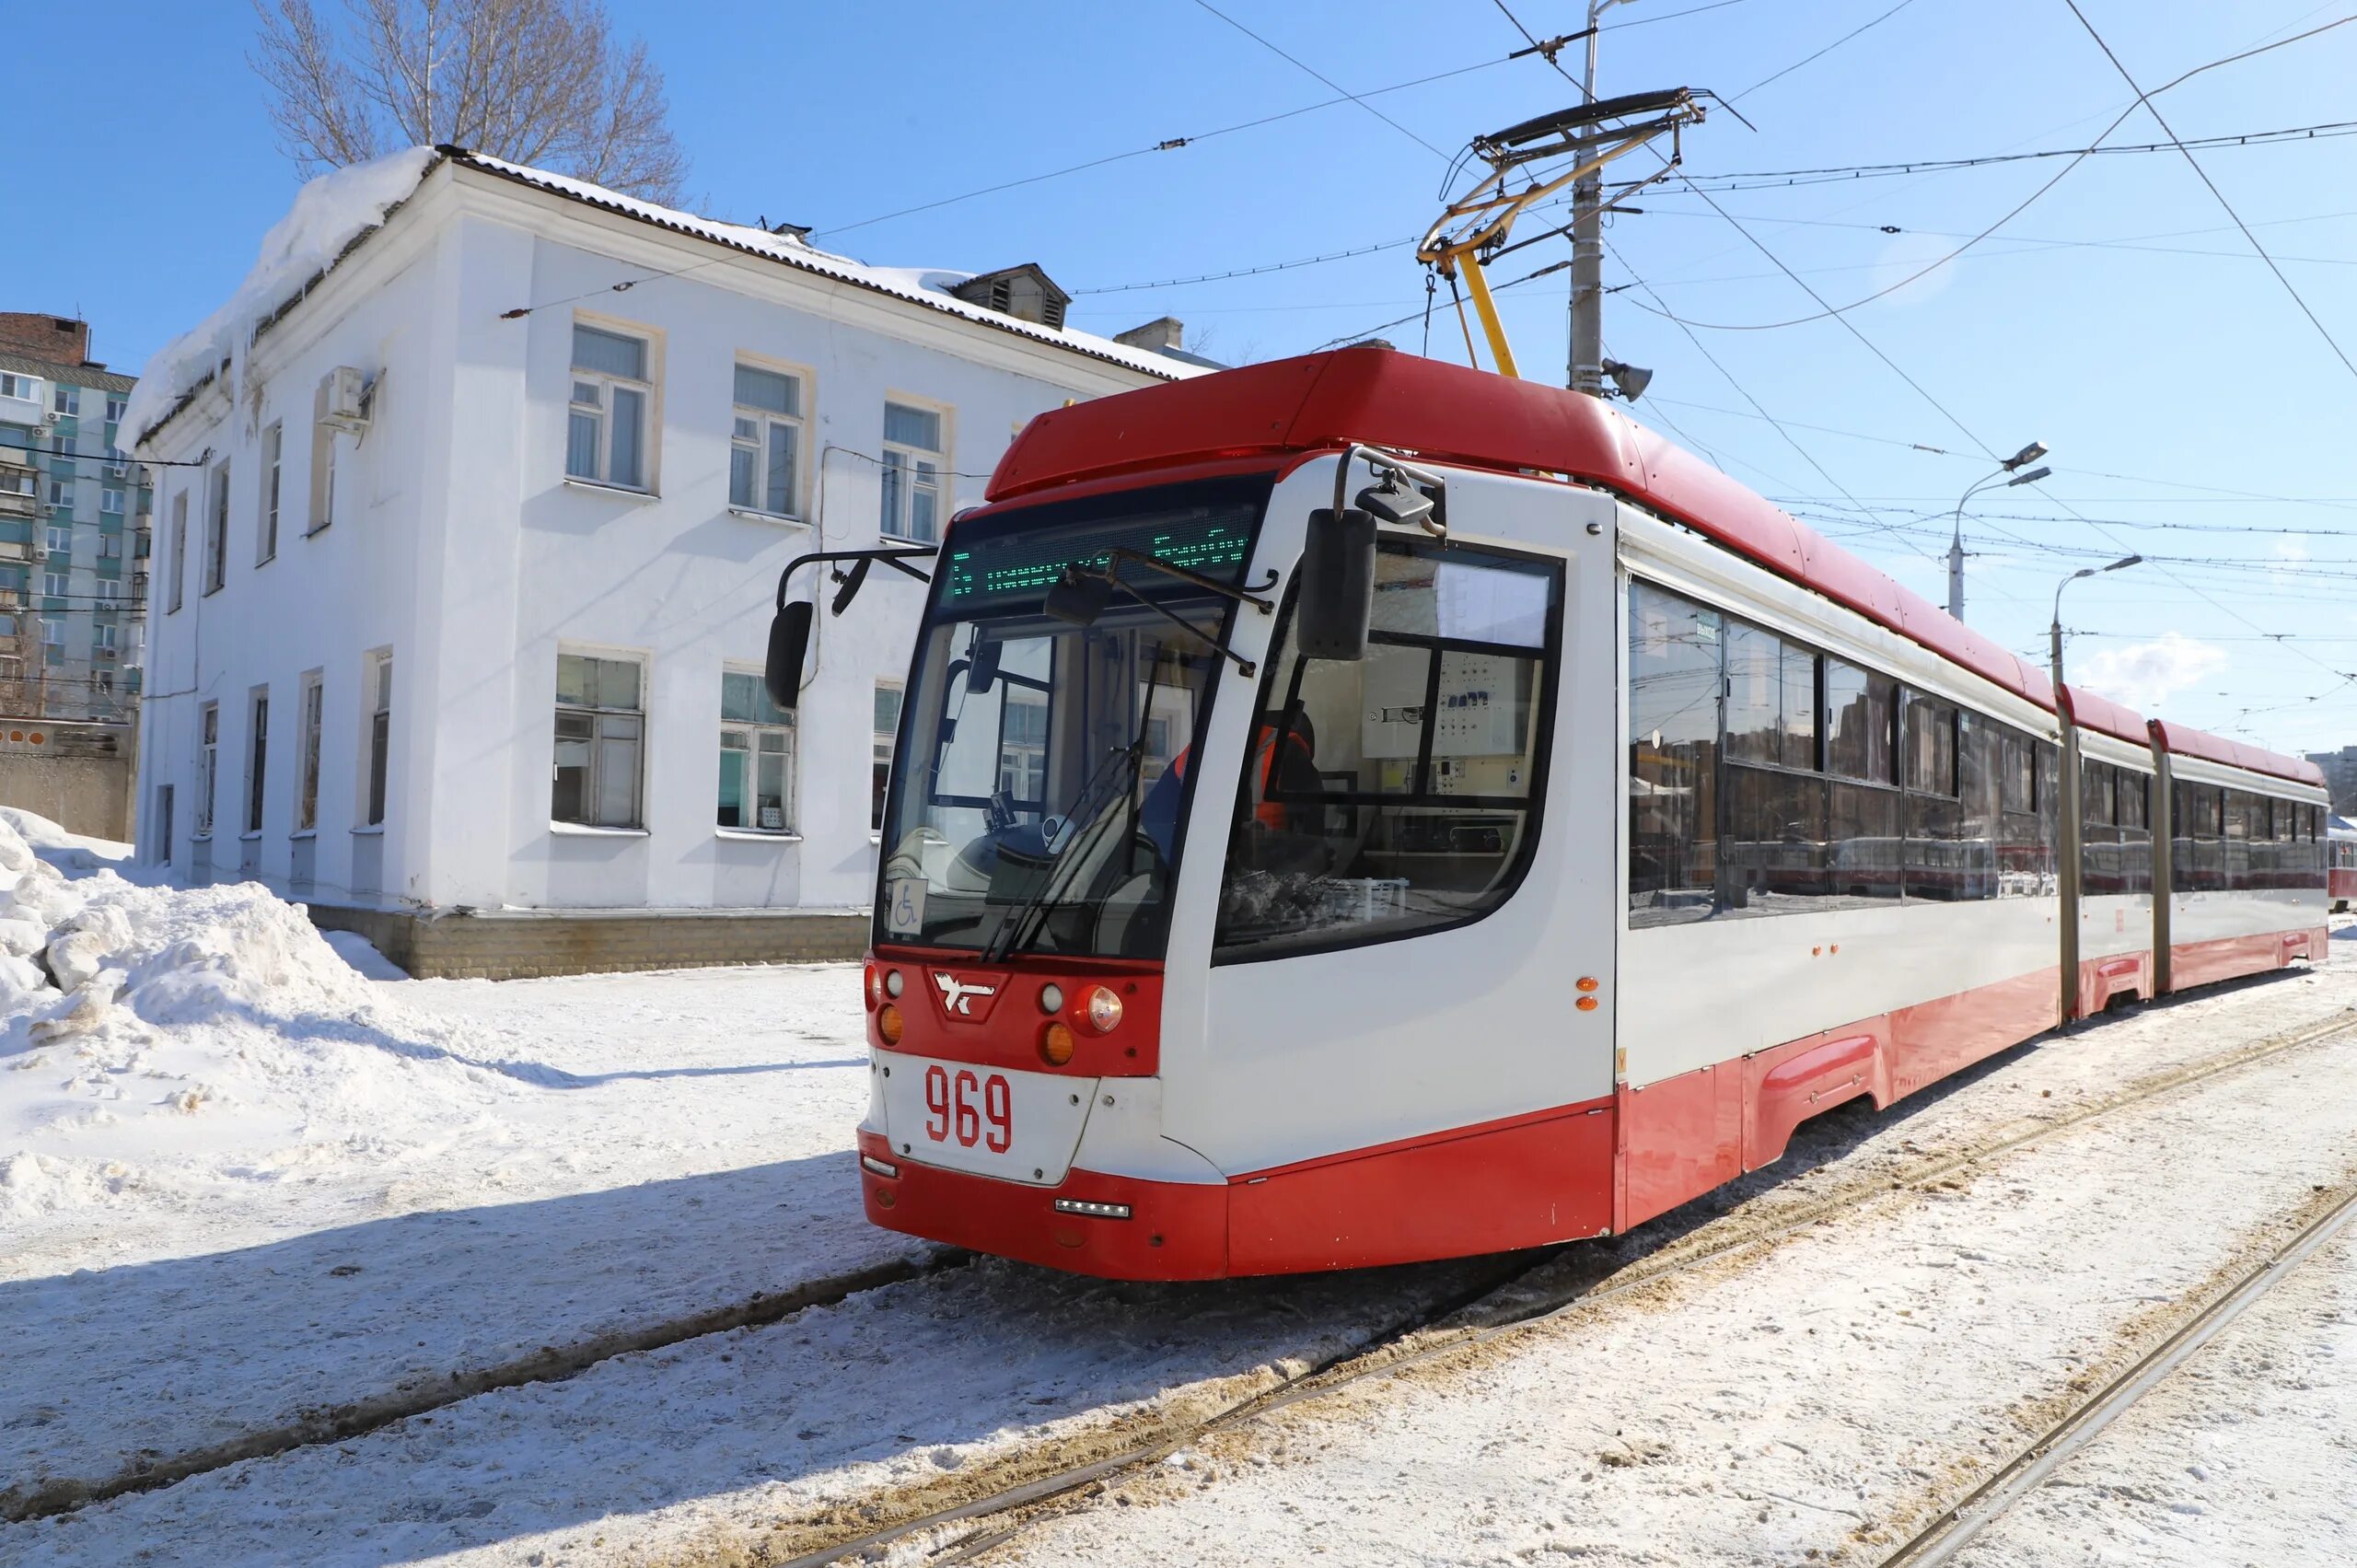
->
<box><xmin>251</xmin><ymin>0</ymin><xmax>686</xmax><ymax>203</ymax></box>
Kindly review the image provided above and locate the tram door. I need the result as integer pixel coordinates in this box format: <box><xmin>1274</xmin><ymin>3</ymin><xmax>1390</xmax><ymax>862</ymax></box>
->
<box><xmin>1178</xmin><ymin>474</ymin><xmax>1625</xmax><ymax>1267</ymax></box>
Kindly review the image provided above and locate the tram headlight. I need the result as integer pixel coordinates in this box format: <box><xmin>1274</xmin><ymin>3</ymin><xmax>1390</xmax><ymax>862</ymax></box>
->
<box><xmin>1040</xmin><ymin>1021</ymin><xmax>1076</xmax><ymax>1066</ymax></box>
<box><xmin>1039</xmin><ymin>982</ymin><xmax>1065</xmax><ymax>1015</ymax></box>
<box><xmin>877</xmin><ymin>1003</ymin><xmax>904</xmax><ymax>1046</ymax></box>
<box><xmin>1084</xmin><ymin>985</ymin><xmax>1123</xmax><ymax>1034</ymax></box>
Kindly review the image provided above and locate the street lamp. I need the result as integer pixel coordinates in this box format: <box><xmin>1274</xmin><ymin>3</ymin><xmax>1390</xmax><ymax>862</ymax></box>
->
<box><xmin>1946</xmin><ymin>441</ymin><xmax>2052</xmax><ymax>621</ymax></box>
<box><xmin>2049</xmin><ymin>553</ymin><xmax>2142</xmax><ymax>693</ymax></box>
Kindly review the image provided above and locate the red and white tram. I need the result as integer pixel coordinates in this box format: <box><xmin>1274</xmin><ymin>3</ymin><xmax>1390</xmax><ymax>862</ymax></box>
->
<box><xmin>766</xmin><ymin>347</ymin><xmax>2328</xmax><ymax>1280</ymax></box>
<box><xmin>2330</xmin><ymin>818</ymin><xmax>2357</xmax><ymax>912</ymax></box>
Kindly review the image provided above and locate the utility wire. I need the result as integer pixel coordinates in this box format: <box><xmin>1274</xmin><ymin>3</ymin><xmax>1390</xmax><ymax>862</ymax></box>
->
<box><xmin>2060</xmin><ymin>0</ymin><xmax>2357</xmax><ymax>384</ymax></box>
<box><xmin>1184</xmin><ymin>0</ymin><xmax>1448</xmax><ymax>159</ymax></box>
<box><xmin>1731</xmin><ymin>0</ymin><xmax>1922</xmax><ymax>101</ymax></box>
<box><xmin>1618</xmin><ymin>15</ymin><xmax>2357</xmax><ymax>330</ymax></box>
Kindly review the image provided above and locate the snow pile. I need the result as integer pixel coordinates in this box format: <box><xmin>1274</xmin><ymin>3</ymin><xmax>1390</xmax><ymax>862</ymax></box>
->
<box><xmin>117</xmin><ymin>146</ymin><xmax>435</xmax><ymax>450</ymax></box>
<box><xmin>0</xmin><ymin>815</ymin><xmax>519</xmax><ymax>1225</ymax></box>
<box><xmin>0</xmin><ymin>804</ymin><xmax>133</xmax><ymax>875</ymax></box>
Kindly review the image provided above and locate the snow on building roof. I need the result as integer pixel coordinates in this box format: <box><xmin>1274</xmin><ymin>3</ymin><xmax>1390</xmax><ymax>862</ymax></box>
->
<box><xmin>122</xmin><ymin>145</ymin><xmax>1199</xmax><ymax>454</ymax></box>
<box><xmin>441</xmin><ymin>151</ymin><xmax>1191</xmax><ymax>380</ymax></box>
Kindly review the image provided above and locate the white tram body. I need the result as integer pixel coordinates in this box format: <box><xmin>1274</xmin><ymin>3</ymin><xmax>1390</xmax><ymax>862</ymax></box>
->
<box><xmin>836</xmin><ymin>348</ymin><xmax>2327</xmax><ymax>1279</ymax></box>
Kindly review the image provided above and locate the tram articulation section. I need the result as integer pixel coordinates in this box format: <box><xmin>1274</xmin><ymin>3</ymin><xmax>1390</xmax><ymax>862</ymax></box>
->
<box><xmin>758</xmin><ymin>345</ymin><xmax>2328</xmax><ymax>1280</ymax></box>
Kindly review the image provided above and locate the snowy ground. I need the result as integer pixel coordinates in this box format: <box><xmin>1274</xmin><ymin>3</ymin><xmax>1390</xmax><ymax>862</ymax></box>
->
<box><xmin>6</xmin><ymin>904</ymin><xmax>2354</xmax><ymax>1564</ymax></box>
<box><xmin>0</xmin><ymin>819</ymin><xmax>911</xmax><ymax>1523</ymax></box>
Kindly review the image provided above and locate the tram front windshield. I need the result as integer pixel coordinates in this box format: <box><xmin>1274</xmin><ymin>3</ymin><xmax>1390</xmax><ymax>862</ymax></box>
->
<box><xmin>875</xmin><ymin>477</ymin><xmax>1268</xmax><ymax>959</ymax></box>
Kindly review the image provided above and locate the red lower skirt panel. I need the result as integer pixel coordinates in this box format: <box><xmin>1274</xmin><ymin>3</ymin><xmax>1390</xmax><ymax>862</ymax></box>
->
<box><xmin>860</xmin><ymin>1098</ymin><xmax>1619</xmax><ymax>1282</ymax></box>
<box><xmin>2075</xmin><ymin>951</ymin><xmax>2154</xmax><ymax>1019</ymax></box>
<box><xmin>2166</xmin><ymin>927</ymin><xmax>2324</xmax><ymax>993</ymax></box>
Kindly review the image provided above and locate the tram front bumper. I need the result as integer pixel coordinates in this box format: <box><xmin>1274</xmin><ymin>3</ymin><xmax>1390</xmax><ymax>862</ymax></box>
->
<box><xmin>857</xmin><ymin>1131</ymin><xmax>1230</xmax><ymax>1281</ymax></box>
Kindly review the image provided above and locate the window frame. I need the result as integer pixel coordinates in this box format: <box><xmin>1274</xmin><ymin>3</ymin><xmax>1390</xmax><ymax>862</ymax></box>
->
<box><xmin>727</xmin><ymin>357</ymin><xmax>810</xmax><ymax>520</ymax></box>
<box><xmin>718</xmin><ymin>665</ymin><xmax>796</xmax><ymax>835</ymax></box>
<box><xmin>203</xmin><ymin>459</ymin><xmax>229</xmax><ymax>595</ymax></box>
<box><xmin>878</xmin><ymin>395</ymin><xmax>951</xmax><ymax>543</ymax></box>
<box><xmin>1212</xmin><ymin>533</ymin><xmax>1565</xmax><ymax>967</ymax></box>
<box><xmin>244</xmin><ymin>685</ymin><xmax>270</xmax><ymax>837</ymax></box>
<box><xmin>361</xmin><ymin>650</ymin><xmax>392</xmax><ymax>828</ymax></box>
<box><xmin>296</xmin><ymin>669</ymin><xmax>324</xmax><ymax>832</ymax></box>
<box><xmin>872</xmin><ymin>679</ymin><xmax>904</xmax><ymax>832</ymax></box>
<box><xmin>552</xmin><ymin>647</ymin><xmax>648</xmax><ymax>830</ymax></box>
<box><xmin>565</xmin><ymin>317</ymin><xmax>658</xmax><ymax>493</ymax></box>
<box><xmin>195</xmin><ymin>701</ymin><xmax>219</xmax><ymax>837</ymax></box>
<box><xmin>258</xmin><ymin>420</ymin><xmax>282</xmax><ymax>563</ymax></box>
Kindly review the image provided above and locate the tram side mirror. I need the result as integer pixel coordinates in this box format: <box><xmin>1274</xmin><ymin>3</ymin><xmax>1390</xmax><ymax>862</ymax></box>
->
<box><xmin>1355</xmin><ymin>478</ymin><xmax>1435</xmax><ymax>532</ymax></box>
<box><xmin>1297</xmin><ymin>507</ymin><xmax>1376</xmax><ymax>661</ymax></box>
<box><xmin>1044</xmin><ymin>563</ymin><xmax>1116</xmax><ymax>627</ymax></box>
<box><xmin>965</xmin><ymin>637</ymin><xmax>1004</xmax><ymax>693</ymax></box>
<box><xmin>830</xmin><ymin>556</ymin><xmax>873</xmax><ymax>617</ymax></box>
<box><xmin>764</xmin><ymin>600</ymin><xmax>815</xmax><ymax>712</ymax></box>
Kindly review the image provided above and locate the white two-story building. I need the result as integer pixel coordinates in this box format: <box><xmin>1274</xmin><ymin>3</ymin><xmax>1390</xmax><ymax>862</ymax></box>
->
<box><xmin>124</xmin><ymin>147</ymin><xmax>1198</xmax><ymax>976</ymax></box>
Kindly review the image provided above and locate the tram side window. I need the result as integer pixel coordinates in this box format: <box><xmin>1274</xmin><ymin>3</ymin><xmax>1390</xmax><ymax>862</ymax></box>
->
<box><xmin>2175</xmin><ymin>782</ymin><xmax>2224</xmax><ymax>892</ymax></box>
<box><xmin>1214</xmin><ymin>542</ymin><xmax>1559</xmax><ymax>958</ymax></box>
<box><xmin>2114</xmin><ymin>767</ymin><xmax>2153</xmax><ymax>894</ymax></box>
<box><xmin>1724</xmin><ymin>624</ymin><xmax>1829</xmax><ymax>911</ymax></box>
<box><xmin>1901</xmin><ymin>692</ymin><xmax>1970</xmax><ymax>900</ymax></box>
<box><xmin>1996</xmin><ymin>729</ymin><xmax>2049</xmax><ymax>897</ymax></box>
<box><xmin>1627</xmin><ymin>582</ymin><xmax>1723</xmax><ymax>928</ymax></box>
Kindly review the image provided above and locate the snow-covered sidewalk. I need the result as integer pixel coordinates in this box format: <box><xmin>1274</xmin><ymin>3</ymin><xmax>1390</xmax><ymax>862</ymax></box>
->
<box><xmin>0</xmin><ymin>819</ymin><xmax>909</xmax><ymax>1519</ymax></box>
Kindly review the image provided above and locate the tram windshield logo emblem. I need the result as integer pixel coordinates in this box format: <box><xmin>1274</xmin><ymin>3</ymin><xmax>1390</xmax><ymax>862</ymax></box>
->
<box><xmin>933</xmin><ymin>971</ymin><xmax>1000</xmax><ymax>1019</ymax></box>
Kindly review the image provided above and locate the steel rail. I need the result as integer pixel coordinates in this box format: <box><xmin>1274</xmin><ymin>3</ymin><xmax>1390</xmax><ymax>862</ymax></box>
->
<box><xmin>1876</xmin><ymin>1176</ymin><xmax>2357</xmax><ymax>1568</ymax></box>
<box><xmin>772</xmin><ymin>1003</ymin><xmax>2357</xmax><ymax>1568</ymax></box>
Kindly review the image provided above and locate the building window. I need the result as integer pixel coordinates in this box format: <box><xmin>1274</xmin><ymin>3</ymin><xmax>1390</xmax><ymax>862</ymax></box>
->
<box><xmin>297</xmin><ymin>672</ymin><xmax>323</xmax><ymax>831</ymax></box>
<box><xmin>39</xmin><ymin>618</ymin><xmax>62</xmax><ymax>648</ymax></box>
<box><xmin>99</xmin><ymin>487</ymin><xmax>123</xmax><ymax>515</ymax></box>
<box><xmin>98</xmin><ymin>533</ymin><xmax>122</xmax><ymax>560</ymax></box>
<box><xmin>41</xmin><ymin>572</ymin><xmax>67</xmax><ymax>599</ymax></box>
<box><xmin>168</xmin><ymin>492</ymin><xmax>188</xmax><ymax>611</ymax></box>
<box><xmin>203</xmin><ymin>460</ymin><xmax>229</xmax><ymax>594</ymax></box>
<box><xmin>245</xmin><ymin>688</ymin><xmax>270</xmax><ymax>835</ymax></box>
<box><xmin>94</xmin><ymin>623</ymin><xmax>116</xmax><ymax>654</ymax></box>
<box><xmin>46</xmin><ymin>479</ymin><xmax>68</xmax><ymax>508</ymax></box>
<box><xmin>97</xmin><ymin>581</ymin><xmax>120</xmax><ymax>604</ymax></box>
<box><xmin>553</xmin><ymin>650</ymin><xmax>644</xmax><ymax>828</ymax></box>
<box><xmin>259</xmin><ymin>422</ymin><xmax>282</xmax><ymax>562</ymax></box>
<box><xmin>309</xmin><ymin>379</ymin><xmax>339</xmax><ymax>533</ymax></box>
<box><xmin>156</xmin><ymin>784</ymin><xmax>174</xmax><ymax>866</ymax></box>
<box><xmin>0</xmin><ymin>373</ymin><xmax>37</xmax><ymax>401</ymax></box>
<box><xmin>0</xmin><ymin>469</ymin><xmax>30</xmax><ymax>500</ymax></box>
<box><xmin>566</xmin><ymin>323</ymin><xmax>652</xmax><ymax>490</ymax></box>
<box><xmin>44</xmin><ymin>526</ymin><xmax>69</xmax><ymax>555</ymax></box>
<box><xmin>363</xmin><ymin>652</ymin><xmax>392</xmax><ymax>826</ymax></box>
<box><xmin>105</xmin><ymin>397</ymin><xmax>127</xmax><ymax>424</ymax></box>
<box><xmin>879</xmin><ymin>401</ymin><xmax>945</xmax><ymax>542</ymax></box>
<box><xmin>719</xmin><ymin>668</ymin><xmax>795</xmax><ymax>831</ymax></box>
<box><xmin>196</xmin><ymin>703</ymin><xmax>219</xmax><ymax>835</ymax></box>
<box><xmin>729</xmin><ymin>363</ymin><xmax>803</xmax><ymax>517</ymax></box>
<box><xmin>873</xmin><ymin>680</ymin><xmax>903</xmax><ymax>830</ymax></box>
<box><xmin>53</xmin><ymin>384</ymin><xmax>79</xmax><ymax>416</ymax></box>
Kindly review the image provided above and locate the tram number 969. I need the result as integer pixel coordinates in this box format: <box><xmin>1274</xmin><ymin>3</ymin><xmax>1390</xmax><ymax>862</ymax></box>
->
<box><xmin>923</xmin><ymin>1064</ymin><xmax>1013</xmax><ymax>1153</ymax></box>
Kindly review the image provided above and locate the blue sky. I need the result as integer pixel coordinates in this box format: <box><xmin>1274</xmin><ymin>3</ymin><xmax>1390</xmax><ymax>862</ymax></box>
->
<box><xmin>12</xmin><ymin>1</ymin><xmax>2356</xmax><ymax>752</ymax></box>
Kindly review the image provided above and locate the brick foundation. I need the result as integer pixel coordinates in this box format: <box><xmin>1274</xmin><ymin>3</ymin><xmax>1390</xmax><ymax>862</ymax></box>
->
<box><xmin>304</xmin><ymin>904</ymin><xmax>869</xmax><ymax>980</ymax></box>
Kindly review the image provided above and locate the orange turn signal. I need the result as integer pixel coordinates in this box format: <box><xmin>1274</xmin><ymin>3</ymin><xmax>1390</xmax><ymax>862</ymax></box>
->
<box><xmin>1040</xmin><ymin>1020</ymin><xmax>1076</xmax><ymax>1066</ymax></box>
<box><xmin>877</xmin><ymin>1003</ymin><xmax>904</xmax><ymax>1046</ymax></box>
<box><xmin>1575</xmin><ymin>976</ymin><xmax>1599</xmax><ymax>993</ymax></box>
<box><xmin>1575</xmin><ymin>996</ymin><xmax>1599</xmax><ymax>1013</ymax></box>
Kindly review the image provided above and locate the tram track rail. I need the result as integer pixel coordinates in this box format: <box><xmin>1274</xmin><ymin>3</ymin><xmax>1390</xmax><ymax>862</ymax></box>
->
<box><xmin>1874</xmin><ymin>1175</ymin><xmax>2357</xmax><ymax>1568</ymax></box>
<box><xmin>749</xmin><ymin>1003</ymin><xmax>2357</xmax><ymax>1568</ymax></box>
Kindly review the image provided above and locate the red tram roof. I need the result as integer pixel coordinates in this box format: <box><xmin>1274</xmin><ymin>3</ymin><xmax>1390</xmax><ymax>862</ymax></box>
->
<box><xmin>2057</xmin><ymin>685</ymin><xmax>2148</xmax><ymax>749</ymax></box>
<box><xmin>992</xmin><ymin>346</ymin><xmax>2056</xmax><ymax>709</ymax></box>
<box><xmin>2146</xmin><ymin>719</ymin><xmax>2324</xmax><ymax>789</ymax></box>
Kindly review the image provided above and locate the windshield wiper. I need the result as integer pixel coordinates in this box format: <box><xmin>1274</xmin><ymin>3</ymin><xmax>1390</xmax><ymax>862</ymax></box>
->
<box><xmin>981</xmin><ymin>740</ymin><xmax>1143</xmax><ymax>965</ymax></box>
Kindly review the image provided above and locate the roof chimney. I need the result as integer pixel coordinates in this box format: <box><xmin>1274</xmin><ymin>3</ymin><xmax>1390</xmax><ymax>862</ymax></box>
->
<box><xmin>1114</xmin><ymin>317</ymin><xmax>1184</xmax><ymax>352</ymax></box>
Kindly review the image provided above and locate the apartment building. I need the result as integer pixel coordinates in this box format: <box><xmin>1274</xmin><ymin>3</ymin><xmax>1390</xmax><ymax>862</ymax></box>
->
<box><xmin>0</xmin><ymin>313</ymin><xmax>151</xmax><ymax>725</ymax></box>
